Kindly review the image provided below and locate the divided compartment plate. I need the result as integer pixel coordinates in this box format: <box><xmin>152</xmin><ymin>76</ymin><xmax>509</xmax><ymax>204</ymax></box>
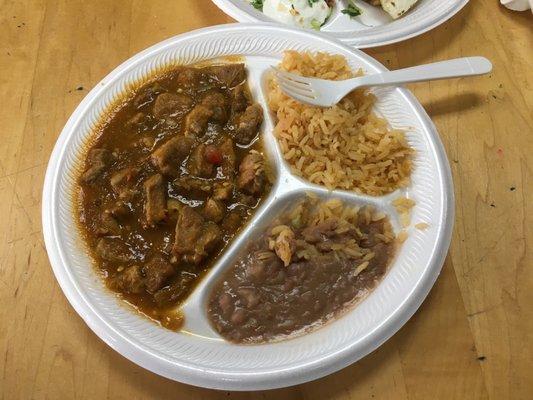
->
<box><xmin>212</xmin><ymin>0</ymin><xmax>468</xmax><ymax>48</ymax></box>
<box><xmin>42</xmin><ymin>23</ymin><xmax>454</xmax><ymax>391</ymax></box>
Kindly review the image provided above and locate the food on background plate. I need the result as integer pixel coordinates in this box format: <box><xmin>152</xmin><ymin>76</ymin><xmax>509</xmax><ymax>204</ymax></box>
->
<box><xmin>77</xmin><ymin>62</ymin><xmax>272</xmax><ymax>330</ymax></box>
<box><xmin>249</xmin><ymin>0</ymin><xmax>420</xmax><ymax>28</ymax></box>
<box><xmin>364</xmin><ymin>0</ymin><xmax>420</xmax><ymax>19</ymax></box>
<box><xmin>268</xmin><ymin>51</ymin><xmax>413</xmax><ymax>195</ymax></box>
<box><xmin>250</xmin><ymin>0</ymin><xmax>334</xmax><ymax>29</ymax></box>
<box><xmin>208</xmin><ymin>196</ymin><xmax>398</xmax><ymax>343</ymax></box>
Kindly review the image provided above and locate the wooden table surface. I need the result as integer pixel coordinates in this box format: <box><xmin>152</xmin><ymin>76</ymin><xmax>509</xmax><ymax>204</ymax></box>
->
<box><xmin>1</xmin><ymin>1</ymin><xmax>531</xmax><ymax>399</ymax></box>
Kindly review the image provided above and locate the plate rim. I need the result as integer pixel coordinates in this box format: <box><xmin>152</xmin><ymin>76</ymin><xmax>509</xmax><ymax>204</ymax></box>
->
<box><xmin>42</xmin><ymin>23</ymin><xmax>454</xmax><ymax>390</ymax></box>
<box><xmin>211</xmin><ymin>0</ymin><xmax>469</xmax><ymax>48</ymax></box>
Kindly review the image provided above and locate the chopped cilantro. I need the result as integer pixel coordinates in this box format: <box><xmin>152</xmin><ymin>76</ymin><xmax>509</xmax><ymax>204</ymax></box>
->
<box><xmin>342</xmin><ymin>2</ymin><xmax>362</xmax><ymax>17</ymax></box>
<box><xmin>250</xmin><ymin>0</ymin><xmax>263</xmax><ymax>10</ymax></box>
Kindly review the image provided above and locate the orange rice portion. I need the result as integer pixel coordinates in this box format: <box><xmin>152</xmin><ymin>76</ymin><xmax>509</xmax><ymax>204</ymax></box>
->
<box><xmin>268</xmin><ymin>51</ymin><xmax>413</xmax><ymax>195</ymax></box>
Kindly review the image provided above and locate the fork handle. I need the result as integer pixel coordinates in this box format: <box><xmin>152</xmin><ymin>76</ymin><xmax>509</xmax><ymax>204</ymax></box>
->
<box><xmin>354</xmin><ymin>57</ymin><xmax>492</xmax><ymax>88</ymax></box>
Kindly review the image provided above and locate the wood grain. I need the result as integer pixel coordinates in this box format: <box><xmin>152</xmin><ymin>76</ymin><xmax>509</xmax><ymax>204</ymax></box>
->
<box><xmin>0</xmin><ymin>1</ymin><xmax>531</xmax><ymax>399</ymax></box>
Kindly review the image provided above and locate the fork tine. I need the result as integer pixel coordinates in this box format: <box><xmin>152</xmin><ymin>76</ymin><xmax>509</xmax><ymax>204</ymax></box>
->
<box><xmin>281</xmin><ymin>90</ymin><xmax>318</xmax><ymax>106</ymax></box>
<box><xmin>274</xmin><ymin>68</ymin><xmax>310</xmax><ymax>85</ymax></box>
<box><xmin>278</xmin><ymin>77</ymin><xmax>314</xmax><ymax>93</ymax></box>
<box><xmin>278</xmin><ymin>81</ymin><xmax>316</xmax><ymax>99</ymax></box>
<box><xmin>271</xmin><ymin>67</ymin><xmax>311</xmax><ymax>88</ymax></box>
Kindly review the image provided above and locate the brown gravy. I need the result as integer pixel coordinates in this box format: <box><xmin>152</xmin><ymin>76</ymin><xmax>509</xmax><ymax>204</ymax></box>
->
<box><xmin>77</xmin><ymin>62</ymin><xmax>272</xmax><ymax>330</ymax></box>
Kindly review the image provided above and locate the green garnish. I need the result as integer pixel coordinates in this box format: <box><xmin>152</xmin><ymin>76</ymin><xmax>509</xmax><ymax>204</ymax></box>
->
<box><xmin>310</xmin><ymin>18</ymin><xmax>322</xmax><ymax>30</ymax></box>
<box><xmin>342</xmin><ymin>2</ymin><xmax>362</xmax><ymax>17</ymax></box>
<box><xmin>307</xmin><ymin>0</ymin><xmax>320</xmax><ymax>6</ymax></box>
<box><xmin>250</xmin><ymin>0</ymin><xmax>263</xmax><ymax>10</ymax></box>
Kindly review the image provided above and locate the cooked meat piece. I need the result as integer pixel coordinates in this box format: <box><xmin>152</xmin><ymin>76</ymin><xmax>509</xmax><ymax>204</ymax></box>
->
<box><xmin>175</xmin><ymin>68</ymin><xmax>201</xmax><ymax>88</ymax></box>
<box><xmin>97</xmin><ymin>212</ymin><xmax>120</xmax><ymax>236</ymax></box>
<box><xmin>221</xmin><ymin>211</ymin><xmax>242</xmax><ymax>233</ymax></box>
<box><xmin>204</xmin><ymin>64</ymin><xmax>246</xmax><ymax>88</ymax></box>
<box><xmin>150</xmin><ymin>135</ymin><xmax>194</xmax><ymax>177</ymax></box>
<box><xmin>172</xmin><ymin>206</ymin><xmax>222</xmax><ymax>265</ymax></box>
<box><xmin>201</xmin><ymin>91</ymin><xmax>228</xmax><ymax>123</ymax></box>
<box><xmin>218</xmin><ymin>137</ymin><xmax>236</xmax><ymax>177</ymax></box>
<box><xmin>143</xmin><ymin>174</ymin><xmax>167</xmax><ymax>227</ymax></box>
<box><xmin>231</xmin><ymin>84</ymin><xmax>249</xmax><ymax>114</ymax></box>
<box><xmin>153</xmin><ymin>271</ymin><xmax>196</xmax><ymax>306</ymax></box>
<box><xmin>172</xmin><ymin>206</ymin><xmax>204</xmax><ymax>262</ymax></box>
<box><xmin>197</xmin><ymin>223</ymin><xmax>222</xmax><ymax>256</ymax></box>
<box><xmin>212</xmin><ymin>181</ymin><xmax>233</xmax><ymax>201</ymax></box>
<box><xmin>238</xmin><ymin>193</ymin><xmax>258</xmax><ymax>207</ymax></box>
<box><xmin>237</xmin><ymin>152</ymin><xmax>265</xmax><ymax>195</ymax></box>
<box><xmin>139</xmin><ymin>136</ymin><xmax>155</xmax><ymax>150</ymax></box>
<box><xmin>184</xmin><ymin>105</ymin><xmax>213</xmax><ymax>136</ymax></box>
<box><xmin>126</xmin><ymin>112</ymin><xmax>145</xmax><ymax>127</ymax></box>
<box><xmin>113</xmin><ymin>265</ymin><xmax>145</xmax><ymax>294</ymax></box>
<box><xmin>187</xmin><ymin>144</ymin><xmax>214</xmax><ymax>178</ymax></box>
<box><xmin>143</xmin><ymin>254</ymin><xmax>175</xmax><ymax>293</ymax></box>
<box><xmin>81</xmin><ymin>148</ymin><xmax>113</xmax><ymax>183</ymax></box>
<box><xmin>153</xmin><ymin>93</ymin><xmax>194</xmax><ymax>119</ymax></box>
<box><xmin>301</xmin><ymin>218</ymin><xmax>339</xmax><ymax>243</ymax></box>
<box><xmin>203</xmin><ymin>198</ymin><xmax>225</xmax><ymax>222</ymax></box>
<box><xmin>107</xmin><ymin>201</ymin><xmax>130</xmax><ymax>219</ymax></box>
<box><xmin>133</xmin><ymin>83</ymin><xmax>163</xmax><ymax>108</ymax></box>
<box><xmin>183</xmin><ymin>92</ymin><xmax>228</xmax><ymax>136</ymax></box>
<box><xmin>95</xmin><ymin>237</ymin><xmax>131</xmax><ymax>263</ymax></box>
<box><xmin>167</xmin><ymin>198</ymin><xmax>183</xmax><ymax>221</ymax></box>
<box><xmin>173</xmin><ymin>176</ymin><xmax>214</xmax><ymax>193</ymax></box>
<box><xmin>110</xmin><ymin>167</ymin><xmax>138</xmax><ymax>199</ymax></box>
<box><xmin>232</xmin><ymin>104</ymin><xmax>263</xmax><ymax>145</ymax></box>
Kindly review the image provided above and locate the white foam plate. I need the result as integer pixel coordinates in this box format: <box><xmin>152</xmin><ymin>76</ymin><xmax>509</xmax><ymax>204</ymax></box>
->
<box><xmin>212</xmin><ymin>0</ymin><xmax>468</xmax><ymax>48</ymax></box>
<box><xmin>42</xmin><ymin>23</ymin><xmax>454</xmax><ymax>391</ymax></box>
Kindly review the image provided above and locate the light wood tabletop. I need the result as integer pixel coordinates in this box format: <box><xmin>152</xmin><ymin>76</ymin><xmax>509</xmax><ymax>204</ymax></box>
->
<box><xmin>1</xmin><ymin>1</ymin><xmax>531</xmax><ymax>399</ymax></box>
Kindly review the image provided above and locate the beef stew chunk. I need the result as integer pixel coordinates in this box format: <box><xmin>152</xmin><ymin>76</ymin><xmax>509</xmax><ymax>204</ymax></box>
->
<box><xmin>204</xmin><ymin>64</ymin><xmax>246</xmax><ymax>88</ymax></box>
<box><xmin>113</xmin><ymin>265</ymin><xmax>145</xmax><ymax>294</ymax></box>
<box><xmin>110</xmin><ymin>167</ymin><xmax>139</xmax><ymax>199</ymax></box>
<box><xmin>232</xmin><ymin>104</ymin><xmax>263</xmax><ymax>145</ymax></box>
<box><xmin>201</xmin><ymin>91</ymin><xmax>229</xmax><ymax>123</ymax></box>
<box><xmin>78</xmin><ymin>62</ymin><xmax>271</xmax><ymax>330</ymax></box>
<box><xmin>184</xmin><ymin>105</ymin><xmax>212</xmax><ymax>136</ymax></box>
<box><xmin>143</xmin><ymin>174</ymin><xmax>167</xmax><ymax>227</ymax></box>
<box><xmin>208</xmin><ymin>198</ymin><xmax>397</xmax><ymax>343</ymax></box>
<box><xmin>231</xmin><ymin>84</ymin><xmax>249</xmax><ymax>114</ymax></box>
<box><xmin>150</xmin><ymin>135</ymin><xmax>194</xmax><ymax>177</ymax></box>
<box><xmin>172</xmin><ymin>206</ymin><xmax>222</xmax><ymax>265</ymax></box>
<box><xmin>144</xmin><ymin>254</ymin><xmax>175</xmax><ymax>293</ymax></box>
<box><xmin>203</xmin><ymin>198</ymin><xmax>226</xmax><ymax>222</ymax></box>
<box><xmin>81</xmin><ymin>148</ymin><xmax>114</xmax><ymax>183</ymax></box>
<box><xmin>153</xmin><ymin>92</ymin><xmax>193</xmax><ymax>119</ymax></box>
<box><xmin>187</xmin><ymin>144</ymin><xmax>215</xmax><ymax>178</ymax></box>
<box><xmin>95</xmin><ymin>237</ymin><xmax>131</xmax><ymax>263</ymax></box>
<box><xmin>237</xmin><ymin>152</ymin><xmax>266</xmax><ymax>195</ymax></box>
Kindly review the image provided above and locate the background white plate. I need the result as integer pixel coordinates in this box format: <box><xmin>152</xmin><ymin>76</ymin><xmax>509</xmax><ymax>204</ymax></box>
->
<box><xmin>42</xmin><ymin>23</ymin><xmax>454</xmax><ymax>390</ymax></box>
<box><xmin>212</xmin><ymin>0</ymin><xmax>468</xmax><ymax>48</ymax></box>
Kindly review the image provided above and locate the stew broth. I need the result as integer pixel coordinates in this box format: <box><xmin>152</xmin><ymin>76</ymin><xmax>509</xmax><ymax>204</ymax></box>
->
<box><xmin>77</xmin><ymin>62</ymin><xmax>271</xmax><ymax>329</ymax></box>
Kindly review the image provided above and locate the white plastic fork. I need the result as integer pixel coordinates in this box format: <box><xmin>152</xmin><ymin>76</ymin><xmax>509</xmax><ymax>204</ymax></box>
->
<box><xmin>272</xmin><ymin>57</ymin><xmax>493</xmax><ymax>107</ymax></box>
